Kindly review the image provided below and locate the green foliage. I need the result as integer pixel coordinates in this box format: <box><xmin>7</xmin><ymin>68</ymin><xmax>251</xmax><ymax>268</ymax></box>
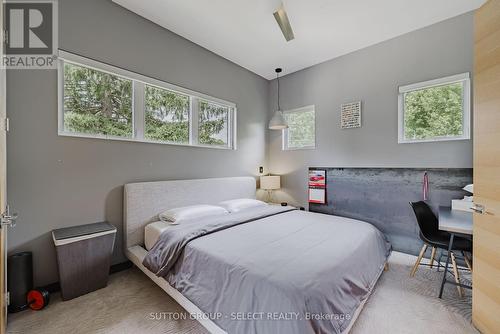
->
<box><xmin>145</xmin><ymin>85</ymin><xmax>189</xmax><ymax>143</ymax></box>
<box><xmin>63</xmin><ymin>63</ymin><xmax>231</xmax><ymax>147</ymax></box>
<box><xmin>198</xmin><ymin>101</ymin><xmax>228</xmax><ymax>146</ymax></box>
<box><xmin>284</xmin><ymin>110</ymin><xmax>315</xmax><ymax>148</ymax></box>
<box><xmin>63</xmin><ymin>63</ymin><xmax>132</xmax><ymax>137</ymax></box>
<box><xmin>404</xmin><ymin>83</ymin><xmax>464</xmax><ymax>140</ymax></box>
<box><xmin>64</xmin><ymin>112</ymin><xmax>132</xmax><ymax>137</ymax></box>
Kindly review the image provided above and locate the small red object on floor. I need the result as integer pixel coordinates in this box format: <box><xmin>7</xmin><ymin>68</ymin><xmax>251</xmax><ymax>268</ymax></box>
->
<box><xmin>27</xmin><ymin>288</ymin><xmax>50</xmax><ymax>310</ymax></box>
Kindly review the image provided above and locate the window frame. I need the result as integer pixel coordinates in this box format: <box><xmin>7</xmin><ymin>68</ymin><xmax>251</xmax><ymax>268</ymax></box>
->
<box><xmin>143</xmin><ymin>83</ymin><xmax>191</xmax><ymax>145</ymax></box>
<box><xmin>197</xmin><ymin>98</ymin><xmax>234</xmax><ymax>149</ymax></box>
<box><xmin>57</xmin><ymin>50</ymin><xmax>237</xmax><ymax>150</ymax></box>
<box><xmin>397</xmin><ymin>72</ymin><xmax>471</xmax><ymax>144</ymax></box>
<box><xmin>282</xmin><ymin>105</ymin><xmax>316</xmax><ymax>151</ymax></box>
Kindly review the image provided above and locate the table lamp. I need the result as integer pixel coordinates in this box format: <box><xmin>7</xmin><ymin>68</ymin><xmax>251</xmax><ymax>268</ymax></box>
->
<box><xmin>260</xmin><ymin>175</ymin><xmax>281</xmax><ymax>203</ymax></box>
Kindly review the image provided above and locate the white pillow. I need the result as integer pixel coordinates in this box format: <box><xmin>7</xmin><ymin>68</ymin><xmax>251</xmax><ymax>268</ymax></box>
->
<box><xmin>218</xmin><ymin>198</ymin><xmax>268</xmax><ymax>213</ymax></box>
<box><xmin>159</xmin><ymin>205</ymin><xmax>228</xmax><ymax>224</ymax></box>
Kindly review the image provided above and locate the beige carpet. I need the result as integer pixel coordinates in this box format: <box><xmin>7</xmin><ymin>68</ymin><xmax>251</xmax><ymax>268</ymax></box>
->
<box><xmin>8</xmin><ymin>252</ymin><xmax>478</xmax><ymax>334</ymax></box>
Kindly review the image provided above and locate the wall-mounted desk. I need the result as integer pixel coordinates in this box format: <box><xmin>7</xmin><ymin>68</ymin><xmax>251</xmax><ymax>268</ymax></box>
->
<box><xmin>438</xmin><ymin>206</ymin><xmax>473</xmax><ymax>298</ymax></box>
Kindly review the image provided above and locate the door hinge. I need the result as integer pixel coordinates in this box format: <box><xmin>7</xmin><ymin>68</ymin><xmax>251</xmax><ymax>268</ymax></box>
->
<box><xmin>5</xmin><ymin>292</ymin><xmax>9</xmax><ymax>306</ymax></box>
<box><xmin>1</xmin><ymin>205</ymin><xmax>17</xmax><ymax>227</ymax></box>
<box><xmin>1</xmin><ymin>118</ymin><xmax>9</xmax><ymax>132</ymax></box>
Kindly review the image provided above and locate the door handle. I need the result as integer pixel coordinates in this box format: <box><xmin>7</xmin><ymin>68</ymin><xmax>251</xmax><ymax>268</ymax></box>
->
<box><xmin>471</xmin><ymin>203</ymin><xmax>486</xmax><ymax>215</ymax></box>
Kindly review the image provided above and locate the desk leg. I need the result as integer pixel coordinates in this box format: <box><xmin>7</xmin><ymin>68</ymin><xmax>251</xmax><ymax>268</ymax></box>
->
<box><xmin>439</xmin><ymin>233</ymin><xmax>454</xmax><ymax>298</ymax></box>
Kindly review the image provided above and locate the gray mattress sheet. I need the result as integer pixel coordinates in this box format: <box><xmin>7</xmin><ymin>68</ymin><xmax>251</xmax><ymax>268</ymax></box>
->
<box><xmin>144</xmin><ymin>206</ymin><xmax>391</xmax><ymax>334</ymax></box>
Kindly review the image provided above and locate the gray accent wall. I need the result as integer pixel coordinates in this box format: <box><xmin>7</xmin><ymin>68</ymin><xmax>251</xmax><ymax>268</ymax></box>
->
<box><xmin>268</xmin><ymin>13</ymin><xmax>474</xmax><ymax>207</ymax></box>
<box><xmin>309</xmin><ymin>168</ymin><xmax>473</xmax><ymax>256</ymax></box>
<box><xmin>7</xmin><ymin>0</ymin><xmax>269</xmax><ymax>286</ymax></box>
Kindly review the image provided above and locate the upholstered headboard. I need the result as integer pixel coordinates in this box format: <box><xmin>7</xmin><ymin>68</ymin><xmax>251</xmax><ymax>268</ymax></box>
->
<box><xmin>124</xmin><ymin>177</ymin><xmax>256</xmax><ymax>249</ymax></box>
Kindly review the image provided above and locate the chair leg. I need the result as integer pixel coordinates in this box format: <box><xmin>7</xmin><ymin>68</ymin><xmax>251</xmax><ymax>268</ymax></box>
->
<box><xmin>410</xmin><ymin>244</ymin><xmax>428</xmax><ymax>277</ymax></box>
<box><xmin>462</xmin><ymin>251</ymin><xmax>473</xmax><ymax>272</ymax></box>
<box><xmin>437</xmin><ymin>251</ymin><xmax>443</xmax><ymax>272</ymax></box>
<box><xmin>429</xmin><ymin>247</ymin><xmax>437</xmax><ymax>269</ymax></box>
<box><xmin>450</xmin><ymin>252</ymin><xmax>463</xmax><ymax>297</ymax></box>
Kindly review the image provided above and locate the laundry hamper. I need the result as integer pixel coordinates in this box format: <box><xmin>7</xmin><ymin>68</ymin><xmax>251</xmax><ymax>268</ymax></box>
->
<box><xmin>52</xmin><ymin>222</ymin><xmax>116</xmax><ymax>300</ymax></box>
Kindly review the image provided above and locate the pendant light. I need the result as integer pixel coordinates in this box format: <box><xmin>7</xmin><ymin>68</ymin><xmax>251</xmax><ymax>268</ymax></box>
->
<box><xmin>269</xmin><ymin>68</ymin><xmax>288</xmax><ymax>130</ymax></box>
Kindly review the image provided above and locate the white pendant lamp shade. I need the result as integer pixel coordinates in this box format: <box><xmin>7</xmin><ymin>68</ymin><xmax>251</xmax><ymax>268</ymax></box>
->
<box><xmin>269</xmin><ymin>110</ymin><xmax>287</xmax><ymax>130</ymax></box>
<box><xmin>269</xmin><ymin>67</ymin><xmax>288</xmax><ymax>130</ymax></box>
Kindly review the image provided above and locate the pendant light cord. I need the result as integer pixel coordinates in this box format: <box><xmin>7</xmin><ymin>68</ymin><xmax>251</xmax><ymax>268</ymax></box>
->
<box><xmin>277</xmin><ymin>71</ymin><xmax>281</xmax><ymax>111</ymax></box>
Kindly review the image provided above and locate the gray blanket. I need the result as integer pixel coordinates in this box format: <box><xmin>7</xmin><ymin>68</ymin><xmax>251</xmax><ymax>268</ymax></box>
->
<box><xmin>143</xmin><ymin>206</ymin><xmax>391</xmax><ymax>334</ymax></box>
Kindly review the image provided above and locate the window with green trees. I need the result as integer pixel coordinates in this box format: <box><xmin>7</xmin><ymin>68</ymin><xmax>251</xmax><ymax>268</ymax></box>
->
<box><xmin>199</xmin><ymin>100</ymin><xmax>229</xmax><ymax>146</ymax></box>
<box><xmin>59</xmin><ymin>53</ymin><xmax>236</xmax><ymax>149</ymax></box>
<box><xmin>63</xmin><ymin>63</ymin><xmax>133</xmax><ymax>138</ymax></box>
<box><xmin>145</xmin><ymin>85</ymin><xmax>190</xmax><ymax>144</ymax></box>
<box><xmin>283</xmin><ymin>106</ymin><xmax>315</xmax><ymax>150</ymax></box>
<box><xmin>399</xmin><ymin>74</ymin><xmax>470</xmax><ymax>143</ymax></box>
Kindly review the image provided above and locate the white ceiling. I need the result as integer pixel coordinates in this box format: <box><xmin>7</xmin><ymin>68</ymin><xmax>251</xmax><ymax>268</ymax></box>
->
<box><xmin>113</xmin><ymin>0</ymin><xmax>486</xmax><ymax>80</ymax></box>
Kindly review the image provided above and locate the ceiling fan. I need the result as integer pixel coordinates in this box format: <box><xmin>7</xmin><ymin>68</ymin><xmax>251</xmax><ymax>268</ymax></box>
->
<box><xmin>273</xmin><ymin>2</ymin><xmax>295</xmax><ymax>42</ymax></box>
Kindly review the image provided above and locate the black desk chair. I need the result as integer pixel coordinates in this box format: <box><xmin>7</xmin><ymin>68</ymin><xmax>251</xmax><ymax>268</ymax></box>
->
<box><xmin>409</xmin><ymin>201</ymin><xmax>473</xmax><ymax>296</ymax></box>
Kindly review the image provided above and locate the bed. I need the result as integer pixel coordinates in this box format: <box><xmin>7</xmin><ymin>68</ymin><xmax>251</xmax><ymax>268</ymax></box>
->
<box><xmin>124</xmin><ymin>177</ymin><xmax>391</xmax><ymax>334</ymax></box>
